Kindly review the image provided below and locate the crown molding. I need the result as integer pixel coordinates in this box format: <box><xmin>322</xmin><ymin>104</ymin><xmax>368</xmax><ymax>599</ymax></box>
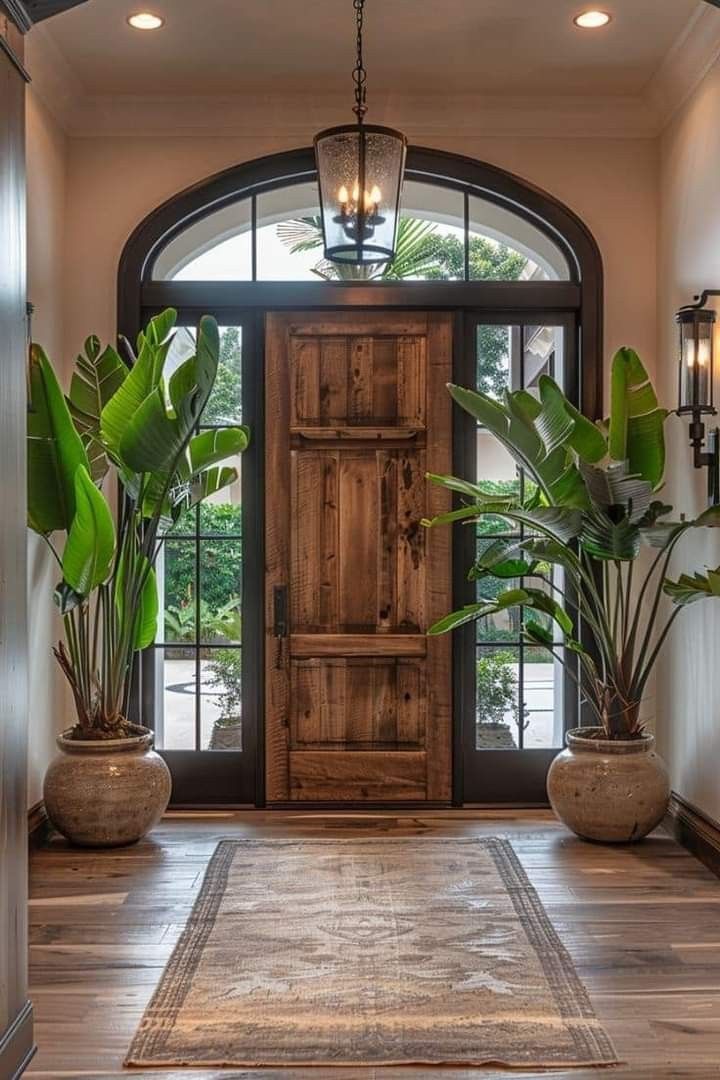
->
<box><xmin>645</xmin><ymin>3</ymin><xmax>720</xmax><ymax>129</ymax></box>
<box><xmin>26</xmin><ymin>5</ymin><xmax>720</xmax><ymax>141</ymax></box>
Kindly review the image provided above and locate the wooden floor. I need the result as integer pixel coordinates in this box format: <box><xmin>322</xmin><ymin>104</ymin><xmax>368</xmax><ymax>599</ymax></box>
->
<box><xmin>25</xmin><ymin>810</ymin><xmax>720</xmax><ymax>1079</ymax></box>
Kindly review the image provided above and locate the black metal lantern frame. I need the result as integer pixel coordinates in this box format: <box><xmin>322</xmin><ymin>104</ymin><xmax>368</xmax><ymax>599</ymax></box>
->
<box><xmin>676</xmin><ymin>290</ymin><xmax>720</xmax><ymax>504</ymax></box>
<box><xmin>314</xmin><ymin>0</ymin><xmax>407</xmax><ymax>266</ymax></box>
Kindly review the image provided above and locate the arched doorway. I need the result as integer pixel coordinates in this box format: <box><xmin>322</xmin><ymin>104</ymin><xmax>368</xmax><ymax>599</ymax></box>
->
<box><xmin>118</xmin><ymin>146</ymin><xmax>603</xmax><ymax>808</ymax></box>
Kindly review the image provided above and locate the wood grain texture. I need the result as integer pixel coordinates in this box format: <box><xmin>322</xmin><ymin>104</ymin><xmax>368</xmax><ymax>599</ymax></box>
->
<box><xmin>25</xmin><ymin>812</ymin><xmax>720</xmax><ymax>1079</ymax></box>
<box><xmin>266</xmin><ymin>311</ymin><xmax>452</xmax><ymax>804</ymax></box>
<box><xmin>264</xmin><ymin>315</ymin><xmax>291</xmax><ymax>802</ymax></box>
<box><xmin>425</xmin><ymin>314</ymin><xmax>453</xmax><ymax>801</ymax></box>
<box><xmin>0</xmin><ymin>39</ymin><xmax>31</xmax><ymax>1075</ymax></box>
<box><xmin>288</xmin><ymin>752</ymin><xmax>427</xmax><ymax>801</ymax></box>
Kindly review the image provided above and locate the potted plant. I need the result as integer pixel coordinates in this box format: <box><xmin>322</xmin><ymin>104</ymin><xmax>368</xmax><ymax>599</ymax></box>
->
<box><xmin>475</xmin><ymin>651</ymin><xmax>526</xmax><ymax>749</ymax></box>
<box><xmin>28</xmin><ymin>309</ymin><xmax>249</xmax><ymax>846</ymax></box>
<box><xmin>425</xmin><ymin>347</ymin><xmax>720</xmax><ymax>842</ymax></box>
<box><xmin>207</xmin><ymin>647</ymin><xmax>243</xmax><ymax>750</ymax></box>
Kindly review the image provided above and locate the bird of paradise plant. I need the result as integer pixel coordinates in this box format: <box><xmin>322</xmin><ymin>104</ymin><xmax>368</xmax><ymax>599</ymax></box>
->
<box><xmin>424</xmin><ymin>347</ymin><xmax>720</xmax><ymax>739</ymax></box>
<box><xmin>27</xmin><ymin>309</ymin><xmax>249</xmax><ymax>740</ymax></box>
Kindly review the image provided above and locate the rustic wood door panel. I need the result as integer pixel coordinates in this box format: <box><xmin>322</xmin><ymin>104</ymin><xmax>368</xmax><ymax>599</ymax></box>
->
<box><xmin>266</xmin><ymin>312</ymin><xmax>452</xmax><ymax>804</ymax></box>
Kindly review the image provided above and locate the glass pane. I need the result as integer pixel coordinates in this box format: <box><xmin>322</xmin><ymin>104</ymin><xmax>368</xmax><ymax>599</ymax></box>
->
<box><xmin>199</xmin><ymin>481</ymin><xmax>242</xmax><ymax>536</ymax></box>
<box><xmin>523</xmin><ymin>324</ymin><xmax>564</xmax><ymax>389</ymax></box>
<box><xmin>257</xmin><ymin>181</ymin><xmax>323</xmax><ymax>280</ymax></box>
<box><xmin>400</xmin><ymin>180</ymin><xmax>464</xmax><ymax>281</ymax></box>
<box><xmin>468</xmin><ymin>194</ymin><xmax>571</xmax><ymax>281</ymax></box>
<box><xmin>476</xmin><ymin>646</ymin><xmax>522</xmax><ymax>750</ymax></box>
<box><xmin>477</xmin><ymin>323</ymin><xmax>514</xmax><ymax>399</ymax></box>
<box><xmin>152</xmin><ymin>199</ymin><xmax>252</xmax><ymax>281</ymax></box>
<box><xmin>162</xmin><ymin>540</ymin><xmax>196</xmax><ymax>645</ymax></box>
<box><xmin>524</xmin><ymin>651</ymin><xmax>564</xmax><ymax>750</ymax></box>
<box><xmin>202</xmin><ymin>649</ymin><xmax>242</xmax><ymax>751</ymax></box>
<box><xmin>203</xmin><ymin>325</ymin><xmax>242</xmax><ymax>425</ymax></box>
<box><xmin>154</xmin><ymin>648</ymin><xmax>197</xmax><ymax>750</ymax></box>
<box><xmin>474</xmin><ymin>538</ymin><xmax>522</xmax><ymax>644</ymax></box>
<box><xmin>200</xmin><ymin>540</ymin><xmax>242</xmax><ymax>645</ymax></box>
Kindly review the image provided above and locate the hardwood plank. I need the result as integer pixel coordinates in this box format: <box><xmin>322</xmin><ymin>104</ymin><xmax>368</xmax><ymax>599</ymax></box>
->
<box><xmin>288</xmin><ymin>751</ymin><xmax>427</xmax><ymax>800</ymax></box>
<box><xmin>264</xmin><ymin>314</ymin><xmax>292</xmax><ymax>801</ymax></box>
<box><xmin>25</xmin><ymin>814</ymin><xmax>720</xmax><ymax>1080</ymax></box>
<box><xmin>424</xmin><ymin>312</ymin><xmax>453</xmax><ymax>802</ymax></box>
<box><xmin>318</xmin><ymin>337</ymin><xmax>348</xmax><ymax>421</ymax></box>
<box><xmin>290</xmin><ymin>633</ymin><xmax>426</xmax><ymax>657</ymax></box>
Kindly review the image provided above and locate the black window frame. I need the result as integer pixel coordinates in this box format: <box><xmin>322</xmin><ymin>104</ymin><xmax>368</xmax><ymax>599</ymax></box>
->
<box><xmin>118</xmin><ymin>146</ymin><xmax>603</xmax><ymax>808</ymax></box>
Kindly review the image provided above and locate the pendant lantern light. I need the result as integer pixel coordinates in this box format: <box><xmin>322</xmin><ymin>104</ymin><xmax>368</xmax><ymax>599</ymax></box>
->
<box><xmin>314</xmin><ymin>0</ymin><xmax>407</xmax><ymax>265</ymax></box>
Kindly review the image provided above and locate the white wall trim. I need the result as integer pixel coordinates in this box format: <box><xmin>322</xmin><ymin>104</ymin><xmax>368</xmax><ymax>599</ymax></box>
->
<box><xmin>645</xmin><ymin>3</ymin><xmax>720</xmax><ymax>129</ymax></box>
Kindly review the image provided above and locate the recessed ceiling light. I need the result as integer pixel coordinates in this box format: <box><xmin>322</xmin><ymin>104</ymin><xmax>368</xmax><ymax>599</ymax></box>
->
<box><xmin>127</xmin><ymin>12</ymin><xmax>165</xmax><ymax>30</ymax></box>
<box><xmin>573</xmin><ymin>10</ymin><xmax>612</xmax><ymax>29</ymax></box>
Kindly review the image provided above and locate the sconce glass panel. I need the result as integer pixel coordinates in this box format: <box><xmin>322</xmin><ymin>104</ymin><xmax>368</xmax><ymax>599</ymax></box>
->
<box><xmin>677</xmin><ymin>309</ymin><xmax>715</xmax><ymax>414</ymax></box>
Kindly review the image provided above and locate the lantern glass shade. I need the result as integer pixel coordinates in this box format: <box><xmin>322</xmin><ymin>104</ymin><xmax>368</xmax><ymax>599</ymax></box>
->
<box><xmin>677</xmin><ymin>308</ymin><xmax>716</xmax><ymax>414</ymax></box>
<box><xmin>314</xmin><ymin>124</ymin><xmax>407</xmax><ymax>265</ymax></box>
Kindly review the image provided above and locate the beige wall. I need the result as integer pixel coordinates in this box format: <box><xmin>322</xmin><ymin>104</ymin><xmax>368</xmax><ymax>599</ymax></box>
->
<box><xmin>62</xmin><ymin>133</ymin><xmax>658</xmax><ymax>369</ymax></box>
<box><xmin>26</xmin><ymin>88</ymin><xmax>72</xmax><ymax>809</ymax></box>
<box><xmin>26</xmin><ymin>109</ymin><xmax>660</xmax><ymax>806</ymax></box>
<box><xmin>655</xmin><ymin>56</ymin><xmax>720</xmax><ymax>823</ymax></box>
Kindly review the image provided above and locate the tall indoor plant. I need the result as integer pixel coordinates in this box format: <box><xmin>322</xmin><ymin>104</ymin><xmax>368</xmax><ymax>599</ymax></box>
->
<box><xmin>425</xmin><ymin>347</ymin><xmax>720</xmax><ymax>841</ymax></box>
<box><xmin>28</xmin><ymin>309</ymin><xmax>248</xmax><ymax>845</ymax></box>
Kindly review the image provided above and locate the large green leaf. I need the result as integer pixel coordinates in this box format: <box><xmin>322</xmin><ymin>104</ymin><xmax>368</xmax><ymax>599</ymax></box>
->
<box><xmin>580</xmin><ymin>508</ymin><xmax>640</xmax><ymax>562</ymax></box>
<box><xmin>607</xmin><ymin>347</ymin><xmax>667</xmax><ymax>487</ymax></box>
<box><xmin>429</xmin><ymin>589</ymin><xmax>529</xmax><ymax>635</ymax></box>
<box><xmin>187</xmin><ymin>426</ymin><xmax>250</xmax><ymax>474</ymax></box>
<box><xmin>114</xmin><ymin>541</ymin><xmax>159</xmax><ymax>650</ymax></box>
<box><xmin>429</xmin><ymin>585</ymin><xmax>573</xmax><ymax>637</ymax></box>
<box><xmin>27</xmin><ymin>345</ymin><xmax>91</xmax><ymax>535</ymax></box>
<box><xmin>664</xmin><ymin>568</ymin><xmax>720</xmax><ymax>606</ymax></box>
<box><xmin>447</xmin><ymin>383</ymin><xmax>589</xmax><ymax>508</ymax></box>
<box><xmin>100</xmin><ymin>308</ymin><xmax>177</xmax><ymax>458</ymax></box>
<box><xmin>579</xmin><ymin>459</ymin><xmax>653</xmax><ymax>523</ymax></box>
<box><xmin>62</xmin><ymin>466</ymin><xmax>116</xmax><ymax>595</ymax></box>
<box><xmin>470</xmin><ymin>538</ymin><xmax>539</xmax><ymax>580</ymax></box>
<box><xmin>68</xmin><ymin>336</ymin><xmax>127</xmax><ymax>483</ymax></box>
<box><xmin>118</xmin><ymin>316</ymin><xmax>219</xmax><ymax>474</ymax></box>
<box><xmin>133</xmin><ymin>563</ymin><xmax>158</xmax><ymax>650</ymax></box>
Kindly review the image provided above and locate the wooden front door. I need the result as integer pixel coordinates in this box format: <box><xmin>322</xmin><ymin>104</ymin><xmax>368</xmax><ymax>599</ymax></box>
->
<box><xmin>265</xmin><ymin>311</ymin><xmax>452</xmax><ymax>804</ymax></box>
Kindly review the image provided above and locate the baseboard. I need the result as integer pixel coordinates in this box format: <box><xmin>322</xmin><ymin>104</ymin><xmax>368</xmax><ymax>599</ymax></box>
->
<box><xmin>665</xmin><ymin>793</ymin><xmax>720</xmax><ymax>879</ymax></box>
<box><xmin>28</xmin><ymin>799</ymin><xmax>51</xmax><ymax>848</ymax></box>
<box><xmin>0</xmin><ymin>1001</ymin><xmax>35</xmax><ymax>1079</ymax></box>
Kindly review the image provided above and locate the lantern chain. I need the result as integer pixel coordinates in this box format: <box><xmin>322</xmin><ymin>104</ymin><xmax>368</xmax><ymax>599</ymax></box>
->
<box><xmin>352</xmin><ymin>0</ymin><xmax>367</xmax><ymax>122</ymax></box>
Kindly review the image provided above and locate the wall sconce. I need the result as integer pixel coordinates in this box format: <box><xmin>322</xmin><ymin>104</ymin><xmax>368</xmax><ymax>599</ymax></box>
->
<box><xmin>676</xmin><ymin>290</ymin><xmax>720</xmax><ymax>505</ymax></box>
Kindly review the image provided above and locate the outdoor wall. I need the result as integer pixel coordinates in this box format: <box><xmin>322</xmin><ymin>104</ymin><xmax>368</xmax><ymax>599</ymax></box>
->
<box><xmin>25</xmin><ymin>92</ymin><xmax>660</xmax><ymax>805</ymax></box>
<box><xmin>25</xmin><ymin>87</ymin><xmax>72</xmax><ymax>809</ymax></box>
<box><xmin>656</xmin><ymin>54</ymin><xmax>720</xmax><ymax>824</ymax></box>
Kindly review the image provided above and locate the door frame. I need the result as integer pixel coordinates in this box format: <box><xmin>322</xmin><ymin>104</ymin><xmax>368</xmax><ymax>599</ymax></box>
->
<box><xmin>118</xmin><ymin>146</ymin><xmax>604</xmax><ymax>807</ymax></box>
<box><xmin>132</xmin><ymin>293</ymin><xmax>592</xmax><ymax>808</ymax></box>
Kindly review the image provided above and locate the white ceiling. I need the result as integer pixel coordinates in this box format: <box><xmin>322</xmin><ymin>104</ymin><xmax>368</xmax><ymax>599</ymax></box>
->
<box><xmin>40</xmin><ymin>0</ymin><xmax>703</xmax><ymax>99</ymax></box>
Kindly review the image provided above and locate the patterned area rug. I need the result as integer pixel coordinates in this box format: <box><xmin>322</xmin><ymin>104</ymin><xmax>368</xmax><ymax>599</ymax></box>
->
<box><xmin>126</xmin><ymin>837</ymin><xmax>618</xmax><ymax>1069</ymax></box>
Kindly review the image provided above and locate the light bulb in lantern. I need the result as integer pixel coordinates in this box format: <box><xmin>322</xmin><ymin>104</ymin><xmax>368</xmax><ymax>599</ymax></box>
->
<box><xmin>337</xmin><ymin>184</ymin><xmax>349</xmax><ymax>210</ymax></box>
<box><xmin>369</xmin><ymin>184</ymin><xmax>382</xmax><ymax>206</ymax></box>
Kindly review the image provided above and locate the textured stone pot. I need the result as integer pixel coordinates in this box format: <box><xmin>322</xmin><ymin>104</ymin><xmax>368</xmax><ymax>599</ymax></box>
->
<box><xmin>547</xmin><ymin>727</ymin><xmax>670</xmax><ymax>843</ymax></box>
<box><xmin>209</xmin><ymin>718</ymin><xmax>242</xmax><ymax>750</ymax></box>
<box><xmin>44</xmin><ymin>725</ymin><xmax>171</xmax><ymax>848</ymax></box>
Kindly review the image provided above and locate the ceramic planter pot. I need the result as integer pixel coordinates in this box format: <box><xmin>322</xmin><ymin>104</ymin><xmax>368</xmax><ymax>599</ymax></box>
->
<box><xmin>209</xmin><ymin>718</ymin><xmax>242</xmax><ymax>751</ymax></box>
<box><xmin>44</xmin><ymin>725</ymin><xmax>171</xmax><ymax>848</ymax></box>
<box><xmin>547</xmin><ymin>727</ymin><xmax>670</xmax><ymax>843</ymax></box>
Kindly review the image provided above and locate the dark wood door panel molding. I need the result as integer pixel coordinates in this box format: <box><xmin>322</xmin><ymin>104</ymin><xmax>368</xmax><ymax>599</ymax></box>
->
<box><xmin>266</xmin><ymin>310</ymin><xmax>452</xmax><ymax>805</ymax></box>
